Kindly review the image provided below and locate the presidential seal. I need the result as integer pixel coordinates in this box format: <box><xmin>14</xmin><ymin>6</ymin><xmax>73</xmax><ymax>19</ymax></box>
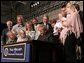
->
<box><xmin>4</xmin><ymin>48</ymin><xmax>8</xmax><ymax>56</ymax></box>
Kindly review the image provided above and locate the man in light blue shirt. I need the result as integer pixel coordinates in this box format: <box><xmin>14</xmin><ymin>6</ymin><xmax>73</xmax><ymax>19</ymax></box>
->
<box><xmin>12</xmin><ymin>15</ymin><xmax>24</xmax><ymax>35</ymax></box>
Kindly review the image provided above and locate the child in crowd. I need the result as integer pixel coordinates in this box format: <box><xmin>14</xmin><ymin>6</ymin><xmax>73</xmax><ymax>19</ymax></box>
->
<box><xmin>6</xmin><ymin>31</ymin><xmax>17</xmax><ymax>44</ymax></box>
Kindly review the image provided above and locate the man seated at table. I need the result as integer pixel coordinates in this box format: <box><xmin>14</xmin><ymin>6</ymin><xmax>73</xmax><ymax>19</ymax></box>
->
<box><xmin>37</xmin><ymin>24</ymin><xmax>55</xmax><ymax>43</ymax></box>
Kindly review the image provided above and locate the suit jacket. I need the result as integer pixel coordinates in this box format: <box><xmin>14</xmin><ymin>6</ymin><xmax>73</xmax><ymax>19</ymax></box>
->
<box><xmin>2</xmin><ymin>28</ymin><xmax>10</xmax><ymax>45</ymax></box>
<box><xmin>40</xmin><ymin>22</ymin><xmax>53</xmax><ymax>33</ymax></box>
<box><xmin>32</xmin><ymin>23</ymin><xmax>38</xmax><ymax>31</ymax></box>
<box><xmin>47</xmin><ymin>23</ymin><xmax>53</xmax><ymax>33</ymax></box>
<box><xmin>79</xmin><ymin>11</ymin><xmax>83</xmax><ymax>25</ymax></box>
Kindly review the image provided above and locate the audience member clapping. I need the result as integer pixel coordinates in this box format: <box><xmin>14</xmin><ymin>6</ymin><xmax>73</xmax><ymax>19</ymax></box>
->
<box><xmin>25</xmin><ymin>22</ymin><xmax>35</xmax><ymax>40</ymax></box>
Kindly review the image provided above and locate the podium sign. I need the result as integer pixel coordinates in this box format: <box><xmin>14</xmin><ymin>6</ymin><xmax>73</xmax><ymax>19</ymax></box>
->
<box><xmin>2</xmin><ymin>43</ymin><xmax>26</xmax><ymax>60</ymax></box>
<box><xmin>1</xmin><ymin>40</ymin><xmax>57</xmax><ymax>62</ymax></box>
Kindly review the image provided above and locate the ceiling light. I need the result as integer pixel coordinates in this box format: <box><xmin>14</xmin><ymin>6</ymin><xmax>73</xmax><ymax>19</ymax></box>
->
<box><xmin>37</xmin><ymin>2</ymin><xmax>39</xmax><ymax>4</ymax></box>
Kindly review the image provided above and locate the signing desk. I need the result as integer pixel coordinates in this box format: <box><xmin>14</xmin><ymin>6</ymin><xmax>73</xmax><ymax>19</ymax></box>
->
<box><xmin>1</xmin><ymin>40</ymin><xmax>63</xmax><ymax>62</ymax></box>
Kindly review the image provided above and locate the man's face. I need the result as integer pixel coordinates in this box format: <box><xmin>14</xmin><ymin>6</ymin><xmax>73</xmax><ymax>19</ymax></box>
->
<box><xmin>17</xmin><ymin>16</ymin><xmax>23</xmax><ymax>24</ymax></box>
<box><xmin>39</xmin><ymin>27</ymin><xmax>45</xmax><ymax>36</ymax></box>
<box><xmin>32</xmin><ymin>19</ymin><xmax>37</xmax><ymax>24</ymax></box>
<box><xmin>43</xmin><ymin>16</ymin><xmax>48</xmax><ymax>23</ymax></box>
<box><xmin>7</xmin><ymin>22</ymin><xmax>12</xmax><ymax>28</ymax></box>
<box><xmin>61</xmin><ymin>8</ymin><xmax>67</xmax><ymax>16</ymax></box>
<box><xmin>26</xmin><ymin>24</ymin><xmax>32</xmax><ymax>30</ymax></box>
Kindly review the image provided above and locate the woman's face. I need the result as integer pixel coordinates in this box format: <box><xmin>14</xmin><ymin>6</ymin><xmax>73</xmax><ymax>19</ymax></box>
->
<box><xmin>66</xmin><ymin>7</ymin><xmax>70</xmax><ymax>14</ymax></box>
<box><xmin>58</xmin><ymin>14</ymin><xmax>63</xmax><ymax>19</ymax></box>
<box><xmin>26</xmin><ymin>24</ymin><xmax>32</xmax><ymax>30</ymax></box>
<box><xmin>66</xmin><ymin>4</ymin><xmax>72</xmax><ymax>14</ymax></box>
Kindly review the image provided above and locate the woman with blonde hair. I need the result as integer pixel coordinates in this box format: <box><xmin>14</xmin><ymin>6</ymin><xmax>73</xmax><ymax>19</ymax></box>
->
<box><xmin>66</xmin><ymin>2</ymin><xmax>83</xmax><ymax>39</ymax></box>
<box><xmin>17</xmin><ymin>30</ymin><xmax>31</xmax><ymax>42</ymax></box>
<box><xmin>6</xmin><ymin>31</ymin><xmax>17</xmax><ymax>44</ymax></box>
<box><xmin>25</xmin><ymin>21</ymin><xmax>35</xmax><ymax>40</ymax></box>
<box><xmin>34</xmin><ymin>24</ymin><xmax>42</xmax><ymax>40</ymax></box>
<box><xmin>60</xmin><ymin>2</ymin><xmax>83</xmax><ymax>62</ymax></box>
<box><xmin>60</xmin><ymin>2</ymin><xmax>83</xmax><ymax>45</ymax></box>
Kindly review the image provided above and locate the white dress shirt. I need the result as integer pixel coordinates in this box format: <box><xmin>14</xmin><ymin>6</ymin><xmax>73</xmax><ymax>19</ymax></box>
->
<box><xmin>53</xmin><ymin>20</ymin><xmax>62</xmax><ymax>35</ymax></box>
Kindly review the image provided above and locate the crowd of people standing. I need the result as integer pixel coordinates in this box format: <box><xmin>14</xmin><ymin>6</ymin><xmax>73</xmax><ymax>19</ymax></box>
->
<box><xmin>1</xmin><ymin>2</ymin><xmax>83</xmax><ymax>62</ymax></box>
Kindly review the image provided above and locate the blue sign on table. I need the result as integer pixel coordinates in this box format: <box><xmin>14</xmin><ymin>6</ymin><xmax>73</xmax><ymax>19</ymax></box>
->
<box><xmin>1</xmin><ymin>43</ymin><xmax>31</xmax><ymax>62</ymax></box>
<box><xmin>2</xmin><ymin>43</ymin><xmax>26</xmax><ymax>60</ymax></box>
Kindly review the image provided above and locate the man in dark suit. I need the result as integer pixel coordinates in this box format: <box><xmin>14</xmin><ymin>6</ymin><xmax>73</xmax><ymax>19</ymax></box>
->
<box><xmin>37</xmin><ymin>24</ymin><xmax>55</xmax><ymax>43</ymax></box>
<box><xmin>42</xmin><ymin>15</ymin><xmax>53</xmax><ymax>33</ymax></box>
<box><xmin>2</xmin><ymin>20</ymin><xmax>13</xmax><ymax>45</ymax></box>
<box><xmin>32</xmin><ymin>18</ymin><xmax>38</xmax><ymax>31</ymax></box>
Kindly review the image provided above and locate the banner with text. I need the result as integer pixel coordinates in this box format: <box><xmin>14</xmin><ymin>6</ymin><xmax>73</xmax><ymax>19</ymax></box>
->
<box><xmin>2</xmin><ymin>43</ymin><xmax>26</xmax><ymax>60</ymax></box>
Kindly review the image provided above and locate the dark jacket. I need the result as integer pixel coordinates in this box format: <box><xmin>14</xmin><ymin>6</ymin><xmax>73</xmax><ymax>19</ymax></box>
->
<box><xmin>79</xmin><ymin>11</ymin><xmax>83</xmax><ymax>25</ymax></box>
<box><xmin>40</xmin><ymin>22</ymin><xmax>53</xmax><ymax>33</ymax></box>
<box><xmin>37</xmin><ymin>32</ymin><xmax>55</xmax><ymax>43</ymax></box>
<box><xmin>6</xmin><ymin>38</ymin><xmax>17</xmax><ymax>44</ymax></box>
<box><xmin>2</xmin><ymin>28</ymin><xmax>10</xmax><ymax>45</ymax></box>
